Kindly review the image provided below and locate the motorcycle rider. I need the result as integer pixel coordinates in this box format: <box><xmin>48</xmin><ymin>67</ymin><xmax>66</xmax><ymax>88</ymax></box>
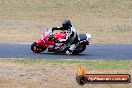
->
<box><xmin>52</xmin><ymin>19</ymin><xmax>79</xmax><ymax>55</ymax></box>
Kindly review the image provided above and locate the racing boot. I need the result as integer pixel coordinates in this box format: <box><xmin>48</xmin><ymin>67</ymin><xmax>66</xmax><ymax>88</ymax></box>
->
<box><xmin>66</xmin><ymin>50</ymin><xmax>72</xmax><ymax>55</ymax></box>
<box><xmin>66</xmin><ymin>44</ymin><xmax>76</xmax><ymax>55</ymax></box>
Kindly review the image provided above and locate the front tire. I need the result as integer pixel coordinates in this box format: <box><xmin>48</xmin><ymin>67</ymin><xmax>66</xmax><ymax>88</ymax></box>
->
<box><xmin>31</xmin><ymin>42</ymin><xmax>47</xmax><ymax>53</ymax></box>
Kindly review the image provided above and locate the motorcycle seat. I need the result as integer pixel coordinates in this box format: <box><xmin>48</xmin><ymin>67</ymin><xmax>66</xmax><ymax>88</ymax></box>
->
<box><xmin>79</xmin><ymin>34</ymin><xmax>87</xmax><ymax>41</ymax></box>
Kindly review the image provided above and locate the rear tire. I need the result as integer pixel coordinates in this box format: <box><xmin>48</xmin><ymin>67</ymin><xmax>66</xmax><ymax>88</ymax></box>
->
<box><xmin>72</xmin><ymin>45</ymin><xmax>86</xmax><ymax>54</ymax></box>
<box><xmin>31</xmin><ymin>42</ymin><xmax>47</xmax><ymax>53</ymax></box>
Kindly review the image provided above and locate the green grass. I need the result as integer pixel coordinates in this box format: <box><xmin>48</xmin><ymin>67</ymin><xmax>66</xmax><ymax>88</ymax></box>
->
<box><xmin>0</xmin><ymin>58</ymin><xmax>131</xmax><ymax>70</ymax></box>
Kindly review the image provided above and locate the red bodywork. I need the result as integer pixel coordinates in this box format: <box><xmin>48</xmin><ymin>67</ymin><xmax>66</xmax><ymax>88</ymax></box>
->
<box><xmin>54</xmin><ymin>31</ymin><xmax>66</xmax><ymax>40</ymax></box>
<box><xmin>36</xmin><ymin>30</ymin><xmax>66</xmax><ymax>48</ymax></box>
<box><xmin>32</xmin><ymin>29</ymin><xmax>90</xmax><ymax>54</ymax></box>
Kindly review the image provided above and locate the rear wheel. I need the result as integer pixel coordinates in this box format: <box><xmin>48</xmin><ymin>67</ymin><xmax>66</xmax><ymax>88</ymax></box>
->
<box><xmin>31</xmin><ymin>42</ymin><xmax>47</xmax><ymax>53</ymax></box>
<box><xmin>72</xmin><ymin>45</ymin><xmax>86</xmax><ymax>54</ymax></box>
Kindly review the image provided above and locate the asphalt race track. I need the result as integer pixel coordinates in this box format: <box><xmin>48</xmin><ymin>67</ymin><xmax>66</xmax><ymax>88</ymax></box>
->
<box><xmin>0</xmin><ymin>43</ymin><xmax>132</xmax><ymax>60</ymax></box>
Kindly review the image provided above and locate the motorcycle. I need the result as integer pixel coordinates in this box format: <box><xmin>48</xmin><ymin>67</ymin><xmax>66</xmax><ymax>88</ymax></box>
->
<box><xmin>31</xmin><ymin>28</ymin><xmax>91</xmax><ymax>54</ymax></box>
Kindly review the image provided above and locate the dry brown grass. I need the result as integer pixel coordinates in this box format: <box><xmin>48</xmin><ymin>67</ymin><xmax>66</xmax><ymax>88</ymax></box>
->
<box><xmin>0</xmin><ymin>18</ymin><xmax>132</xmax><ymax>44</ymax></box>
<box><xmin>0</xmin><ymin>0</ymin><xmax>132</xmax><ymax>44</ymax></box>
<box><xmin>0</xmin><ymin>60</ymin><xmax>131</xmax><ymax>88</ymax></box>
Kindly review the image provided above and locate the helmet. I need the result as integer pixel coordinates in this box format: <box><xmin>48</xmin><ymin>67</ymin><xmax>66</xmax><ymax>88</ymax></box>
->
<box><xmin>62</xmin><ymin>19</ymin><xmax>72</xmax><ymax>29</ymax></box>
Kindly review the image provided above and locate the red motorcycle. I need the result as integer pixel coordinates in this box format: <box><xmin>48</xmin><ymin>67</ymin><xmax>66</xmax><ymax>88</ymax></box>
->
<box><xmin>31</xmin><ymin>28</ymin><xmax>91</xmax><ymax>54</ymax></box>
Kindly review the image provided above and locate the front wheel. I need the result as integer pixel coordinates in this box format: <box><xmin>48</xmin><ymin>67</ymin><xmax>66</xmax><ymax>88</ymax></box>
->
<box><xmin>31</xmin><ymin>42</ymin><xmax>47</xmax><ymax>53</ymax></box>
<box><xmin>72</xmin><ymin>45</ymin><xmax>86</xmax><ymax>54</ymax></box>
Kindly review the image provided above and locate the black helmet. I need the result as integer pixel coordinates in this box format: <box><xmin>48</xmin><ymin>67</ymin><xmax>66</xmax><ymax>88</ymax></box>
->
<box><xmin>62</xmin><ymin>19</ymin><xmax>72</xmax><ymax>29</ymax></box>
